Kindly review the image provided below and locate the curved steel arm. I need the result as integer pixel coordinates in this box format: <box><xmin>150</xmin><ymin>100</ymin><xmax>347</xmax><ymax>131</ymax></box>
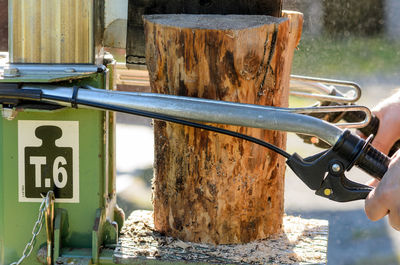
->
<box><xmin>289</xmin><ymin>105</ymin><xmax>371</xmax><ymax>129</ymax></box>
<box><xmin>290</xmin><ymin>74</ymin><xmax>362</xmax><ymax>103</ymax></box>
<box><xmin>24</xmin><ymin>85</ymin><xmax>344</xmax><ymax>146</ymax></box>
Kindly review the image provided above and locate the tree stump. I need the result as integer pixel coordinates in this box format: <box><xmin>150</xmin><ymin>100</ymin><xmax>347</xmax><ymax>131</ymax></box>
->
<box><xmin>145</xmin><ymin>13</ymin><xmax>302</xmax><ymax>244</ymax></box>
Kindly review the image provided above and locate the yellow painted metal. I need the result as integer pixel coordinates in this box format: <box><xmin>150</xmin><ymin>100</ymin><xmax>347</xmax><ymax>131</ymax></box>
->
<box><xmin>324</xmin><ymin>188</ymin><xmax>332</xmax><ymax>196</ymax></box>
<box><xmin>9</xmin><ymin>0</ymin><xmax>94</xmax><ymax>63</ymax></box>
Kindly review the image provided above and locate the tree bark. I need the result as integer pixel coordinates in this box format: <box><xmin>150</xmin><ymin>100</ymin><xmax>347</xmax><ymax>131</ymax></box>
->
<box><xmin>145</xmin><ymin>13</ymin><xmax>302</xmax><ymax>244</ymax></box>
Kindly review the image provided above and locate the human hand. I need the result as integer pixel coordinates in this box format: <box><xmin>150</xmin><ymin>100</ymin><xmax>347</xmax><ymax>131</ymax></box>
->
<box><xmin>369</xmin><ymin>90</ymin><xmax>400</xmax><ymax>155</ymax></box>
<box><xmin>365</xmin><ymin>151</ymin><xmax>400</xmax><ymax>230</ymax></box>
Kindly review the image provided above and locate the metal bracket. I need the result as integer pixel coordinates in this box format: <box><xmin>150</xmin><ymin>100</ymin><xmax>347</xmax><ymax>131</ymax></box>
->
<box><xmin>92</xmin><ymin>208</ymin><xmax>119</xmax><ymax>264</ymax></box>
<box><xmin>286</xmin><ymin>150</ymin><xmax>372</xmax><ymax>202</ymax></box>
<box><xmin>0</xmin><ymin>62</ymin><xmax>103</xmax><ymax>83</ymax></box>
<box><xmin>53</xmin><ymin>209</ymin><xmax>69</xmax><ymax>261</ymax></box>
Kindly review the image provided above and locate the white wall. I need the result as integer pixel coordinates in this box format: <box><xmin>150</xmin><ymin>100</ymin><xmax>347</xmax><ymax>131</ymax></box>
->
<box><xmin>105</xmin><ymin>0</ymin><xmax>129</xmax><ymax>27</ymax></box>
<box><xmin>104</xmin><ymin>0</ymin><xmax>129</xmax><ymax>48</ymax></box>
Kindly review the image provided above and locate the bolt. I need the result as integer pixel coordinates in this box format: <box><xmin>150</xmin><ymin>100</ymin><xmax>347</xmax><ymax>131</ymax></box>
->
<box><xmin>324</xmin><ymin>188</ymin><xmax>332</xmax><ymax>196</ymax></box>
<box><xmin>2</xmin><ymin>67</ymin><xmax>20</xmax><ymax>78</ymax></box>
<box><xmin>103</xmin><ymin>52</ymin><xmax>115</xmax><ymax>65</ymax></box>
<box><xmin>2</xmin><ymin>108</ymin><xmax>18</xmax><ymax>120</ymax></box>
<box><xmin>331</xmin><ymin>163</ymin><xmax>342</xmax><ymax>173</ymax></box>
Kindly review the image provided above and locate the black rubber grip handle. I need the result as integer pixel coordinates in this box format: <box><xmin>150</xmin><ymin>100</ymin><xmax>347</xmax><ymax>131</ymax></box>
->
<box><xmin>343</xmin><ymin>111</ymin><xmax>379</xmax><ymax>136</ymax></box>
<box><xmin>356</xmin><ymin>144</ymin><xmax>390</xmax><ymax>180</ymax></box>
<box><xmin>344</xmin><ymin>111</ymin><xmax>400</xmax><ymax>156</ymax></box>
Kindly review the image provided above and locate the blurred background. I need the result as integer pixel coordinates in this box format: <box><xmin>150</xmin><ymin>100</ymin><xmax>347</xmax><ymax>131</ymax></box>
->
<box><xmin>0</xmin><ymin>0</ymin><xmax>399</xmax><ymax>264</ymax></box>
<box><xmin>282</xmin><ymin>2</ymin><xmax>400</xmax><ymax>264</ymax></box>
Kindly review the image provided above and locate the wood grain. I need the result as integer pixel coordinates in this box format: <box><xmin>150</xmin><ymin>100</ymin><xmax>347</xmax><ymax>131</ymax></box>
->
<box><xmin>145</xmin><ymin>14</ymin><xmax>302</xmax><ymax>244</ymax></box>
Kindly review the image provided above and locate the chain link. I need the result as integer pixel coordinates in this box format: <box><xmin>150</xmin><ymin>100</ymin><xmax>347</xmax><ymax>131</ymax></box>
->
<box><xmin>10</xmin><ymin>196</ymin><xmax>47</xmax><ymax>265</ymax></box>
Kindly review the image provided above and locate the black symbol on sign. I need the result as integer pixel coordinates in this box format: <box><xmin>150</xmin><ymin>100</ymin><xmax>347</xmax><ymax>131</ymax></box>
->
<box><xmin>25</xmin><ymin>126</ymin><xmax>73</xmax><ymax>199</ymax></box>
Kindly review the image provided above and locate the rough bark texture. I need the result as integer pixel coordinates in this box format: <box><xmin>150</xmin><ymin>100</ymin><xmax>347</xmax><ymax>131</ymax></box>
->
<box><xmin>145</xmin><ymin>13</ymin><xmax>302</xmax><ymax>244</ymax></box>
<box><xmin>282</xmin><ymin>11</ymin><xmax>303</xmax><ymax>87</ymax></box>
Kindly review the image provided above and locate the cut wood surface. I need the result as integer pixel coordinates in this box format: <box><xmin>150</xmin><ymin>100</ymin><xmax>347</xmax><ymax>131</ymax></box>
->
<box><xmin>126</xmin><ymin>0</ymin><xmax>282</xmax><ymax>63</ymax></box>
<box><xmin>115</xmin><ymin>210</ymin><xmax>328</xmax><ymax>265</ymax></box>
<box><xmin>145</xmin><ymin>13</ymin><xmax>303</xmax><ymax>244</ymax></box>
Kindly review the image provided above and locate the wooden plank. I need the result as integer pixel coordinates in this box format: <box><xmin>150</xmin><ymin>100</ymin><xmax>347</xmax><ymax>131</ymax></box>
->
<box><xmin>115</xmin><ymin>64</ymin><xmax>151</xmax><ymax>92</ymax></box>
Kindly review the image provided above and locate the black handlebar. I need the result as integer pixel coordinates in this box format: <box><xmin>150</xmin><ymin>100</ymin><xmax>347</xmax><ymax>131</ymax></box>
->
<box><xmin>287</xmin><ymin>130</ymin><xmax>391</xmax><ymax>202</ymax></box>
<box><xmin>356</xmin><ymin>143</ymin><xmax>390</xmax><ymax>180</ymax></box>
<box><xmin>344</xmin><ymin>111</ymin><xmax>400</xmax><ymax>157</ymax></box>
<box><xmin>334</xmin><ymin>130</ymin><xmax>390</xmax><ymax>180</ymax></box>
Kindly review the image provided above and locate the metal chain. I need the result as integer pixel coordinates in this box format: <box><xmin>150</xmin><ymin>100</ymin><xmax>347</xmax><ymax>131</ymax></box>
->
<box><xmin>10</xmin><ymin>196</ymin><xmax>47</xmax><ymax>265</ymax></box>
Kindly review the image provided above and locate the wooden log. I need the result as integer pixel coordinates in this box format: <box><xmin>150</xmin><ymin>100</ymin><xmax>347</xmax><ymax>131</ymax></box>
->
<box><xmin>145</xmin><ymin>13</ymin><xmax>303</xmax><ymax>244</ymax></box>
<box><xmin>126</xmin><ymin>0</ymin><xmax>282</xmax><ymax>66</ymax></box>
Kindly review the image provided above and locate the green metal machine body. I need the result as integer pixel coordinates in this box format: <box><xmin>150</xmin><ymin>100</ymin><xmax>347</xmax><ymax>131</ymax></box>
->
<box><xmin>0</xmin><ymin>63</ymin><xmax>122</xmax><ymax>264</ymax></box>
<box><xmin>0</xmin><ymin>1</ymin><xmax>123</xmax><ymax>264</ymax></box>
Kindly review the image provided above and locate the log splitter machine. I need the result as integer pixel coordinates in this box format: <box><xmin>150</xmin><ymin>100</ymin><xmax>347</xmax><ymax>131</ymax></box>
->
<box><xmin>0</xmin><ymin>1</ymin><xmax>393</xmax><ymax>264</ymax></box>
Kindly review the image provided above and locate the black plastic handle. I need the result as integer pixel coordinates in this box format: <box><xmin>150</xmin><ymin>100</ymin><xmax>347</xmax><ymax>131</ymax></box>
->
<box><xmin>288</xmin><ymin>130</ymin><xmax>391</xmax><ymax>202</ymax></box>
<box><xmin>356</xmin><ymin>143</ymin><xmax>390</xmax><ymax>180</ymax></box>
<box><xmin>344</xmin><ymin>111</ymin><xmax>400</xmax><ymax>157</ymax></box>
<box><xmin>333</xmin><ymin>130</ymin><xmax>390</xmax><ymax>181</ymax></box>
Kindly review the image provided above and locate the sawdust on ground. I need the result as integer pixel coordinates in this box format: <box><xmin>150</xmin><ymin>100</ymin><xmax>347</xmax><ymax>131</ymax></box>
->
<box><xmin>114</xmin><ymin>210</ymin><xmax>328</xmax><ymax>265</ymax></box>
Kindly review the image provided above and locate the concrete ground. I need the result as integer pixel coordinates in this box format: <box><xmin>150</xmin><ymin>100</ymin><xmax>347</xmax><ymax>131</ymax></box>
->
<box><xmin>115</xmin><ymin>76</ymin><xmax>400</xmax><ymax>265</ymax></box>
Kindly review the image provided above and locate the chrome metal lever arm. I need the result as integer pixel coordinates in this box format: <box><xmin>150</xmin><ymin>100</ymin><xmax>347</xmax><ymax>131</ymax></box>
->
<box><xmin>290</xmin><ymin>74</ymin><xmax>362</xmax><ymax>103</ymax></box>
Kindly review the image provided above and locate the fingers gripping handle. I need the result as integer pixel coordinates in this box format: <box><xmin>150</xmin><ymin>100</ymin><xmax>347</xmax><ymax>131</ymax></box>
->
<box><xmin>361</xmin><ymin>115</ymin><xmax>378</xmax><ymax>137</ymax></box>
<box><xmin>350</xmin><ymin>114</ymin><xmax>400</xmax><ymax>157</ymax></box>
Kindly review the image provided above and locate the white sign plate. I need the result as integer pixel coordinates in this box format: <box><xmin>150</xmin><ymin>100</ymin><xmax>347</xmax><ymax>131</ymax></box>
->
<box><xmin>18</xmin><ymin>120</ymin><xmax>79</xmax><ymax>203</ymax></box>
